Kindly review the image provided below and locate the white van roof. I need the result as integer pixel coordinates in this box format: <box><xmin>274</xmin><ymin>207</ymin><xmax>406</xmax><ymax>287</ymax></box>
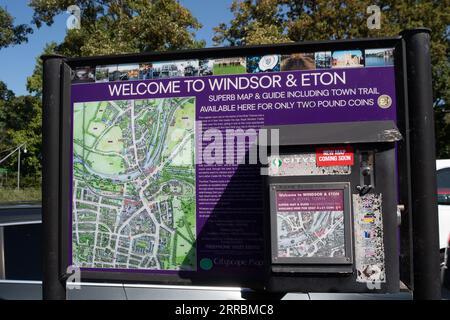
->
<box><xmin>437</xmin><ymin>159</ymin><xmax>450</xmax><ymax>170</ymax></box>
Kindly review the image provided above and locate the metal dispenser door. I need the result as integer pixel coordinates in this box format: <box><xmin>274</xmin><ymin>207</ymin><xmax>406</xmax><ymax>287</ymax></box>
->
<box><xmin>263</xmin><ymin>121</ymin><xmax>402</xmax><ymax>293</ymax></box>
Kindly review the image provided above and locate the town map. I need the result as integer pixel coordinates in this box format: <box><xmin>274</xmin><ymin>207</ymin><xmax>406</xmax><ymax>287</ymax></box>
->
<box><xmin>72</xmin><ymin>97</ymin><xmax>196</xmax><ymax>271</ymax></box>
<box><xmin>277</xmin><ymin>210</ymin><xmax>346</xmax><ymax>258</ymax></box>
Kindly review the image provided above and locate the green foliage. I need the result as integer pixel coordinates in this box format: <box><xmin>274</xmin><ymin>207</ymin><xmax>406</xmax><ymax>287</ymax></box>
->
<box><xmin>29</xmin><ymin>0</ymin><xmax>204</xmax><ymax>56</ymax></box>
<box><xmin>0</xmin><ymin>81</ymin><xmax>15</xmax><ymax>147</ymax></box>
<box><xmin>0</xmin><ymin>82</ymin><xmax>42</xmax><ymax>180</ymax></box>
<box><xmin>214</xmin><ymin>0</ymin><xmax>450</xmax><ymax>157</ymax></box>
<box><xmin>0</xmin><ymin>6</ymin><xmax>32</xmax><ymax>49</ymax></box>
<box><xmin>435</xmin><ymin>108</ymin><xmax>450</xmax><ymax>157</ymax></box>
<box><xmin>27</xmin><ymin>42</ymin><xmax>57</xmax><ymax>97</ymax></box>
<box><xmin>213</xmin><ymin>0</ymin><xmax>288</xmax><ymax>46</ymax></box>
<box><xmin>0</xmin><ymin>81</ymin><xmax>15</xmax><ymax>100</ymax></box>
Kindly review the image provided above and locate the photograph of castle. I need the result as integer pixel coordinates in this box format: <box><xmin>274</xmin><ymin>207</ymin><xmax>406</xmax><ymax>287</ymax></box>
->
<box><xmin>331</xmin><ymin>50</ymin><xmax>364</xmax><ymax>68</ymax></box>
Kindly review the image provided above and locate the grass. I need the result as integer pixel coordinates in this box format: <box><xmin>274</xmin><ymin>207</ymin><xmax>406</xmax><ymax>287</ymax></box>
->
<box><xmin>0</xmin><ymin>187</ymin><xmax>41</xmax><ymax>203</ymax></box>
<box><xmin>213</xmin><ymin>64</ymin><xmax>246</xmax><ymax>75</ymax></box>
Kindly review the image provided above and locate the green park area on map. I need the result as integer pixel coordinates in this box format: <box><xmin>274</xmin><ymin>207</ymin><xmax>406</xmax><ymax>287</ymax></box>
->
<box><xmin>72</xmin><ymin>97</ymin><xmax>196</xmax><ymax>271</ymax></box>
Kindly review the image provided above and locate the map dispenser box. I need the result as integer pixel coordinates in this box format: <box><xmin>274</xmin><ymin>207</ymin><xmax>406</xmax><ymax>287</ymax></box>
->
<box><xmin>262</xmin><ymin>121</ymin><xmax>402</xmax><ymax>293</ymax></box>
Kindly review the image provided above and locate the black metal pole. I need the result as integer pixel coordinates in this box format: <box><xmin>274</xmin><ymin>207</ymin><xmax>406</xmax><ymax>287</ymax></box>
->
<box><xmin>42</xmin><ymin>54</ymin><xmax>66</xmax><ymax>300</ymax></box>
<box><xmin>400</xmin><ymin>28</ymin><xmax>441</xmax><ymax>300</ymax></box>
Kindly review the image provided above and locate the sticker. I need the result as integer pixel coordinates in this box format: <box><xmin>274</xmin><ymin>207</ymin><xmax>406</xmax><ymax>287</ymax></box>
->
<box><xmin>268</xmin><ymin>153</ymin><xmax>351</xmax><ymax>176</ymax></box>
<box><xmin>353</xmin><ymin>193</ymin><xmax>386</xmax><ymax>284</ymax></box>
<box><xmin>316</xmin><ymin>146</ymin><xmax>354</xmax><ymax>167</ymax></box>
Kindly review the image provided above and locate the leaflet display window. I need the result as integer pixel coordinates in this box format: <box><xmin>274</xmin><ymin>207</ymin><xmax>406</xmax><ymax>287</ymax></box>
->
<box><xmin>270</xmin><ymin>183</ymin><xmax>353</xmax><ymax>266</ymax></box>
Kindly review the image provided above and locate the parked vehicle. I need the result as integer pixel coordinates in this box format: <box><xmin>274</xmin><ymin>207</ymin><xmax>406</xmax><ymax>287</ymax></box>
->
<box><xmin>436</xmin><ymin>160</ymin><xmax>450</xmax><ymax>273</ymax></box>
<box><xmin>442</xmin><ymin>234</ymin><xmax>450</xmax><ymax>289</ymax></box>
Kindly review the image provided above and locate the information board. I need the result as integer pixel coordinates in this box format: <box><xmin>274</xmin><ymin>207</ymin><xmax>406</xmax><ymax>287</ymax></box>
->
<box><xmin>68</xmin><ymin>44</ymin><xmax>399</xmax><ymax>284</ymax></box>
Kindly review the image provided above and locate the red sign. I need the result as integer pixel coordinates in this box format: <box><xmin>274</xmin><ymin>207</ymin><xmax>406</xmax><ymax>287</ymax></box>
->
<box><xmin>316</xmin><ymin>146</ymin><xmax>354</xmax><ymax>167</ymax></box>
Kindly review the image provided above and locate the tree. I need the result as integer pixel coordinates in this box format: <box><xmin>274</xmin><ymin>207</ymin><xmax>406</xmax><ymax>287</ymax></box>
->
<box><xmin>213</xmin><ymin>0</ymin><xmax>288</xmax><ymax>46</ymax></box>
<box><xmin>0</xmin><ymin>81</ymin><xmax>15</xmax><ymax>147</ymax></box>
<box><xmin>214</xmin><ymin>0</ymin><xmax>450</xmax><ymax>157</ymax></box>
<box><xmin>0</xmin><ymin>6</ymin><xmax>32</xmax><ymax>49</ymax></box>
<box><xmin>0</xmin><ymin>81</ymin><xmax>14</xmax><ymax>101</ymax></box>
<box><xmin>29</xmin><ymin>0</ymin><xmax>204</xmax><ymax>56</ymax></box>
<box><xmin>27</xmin><ymin>42</ymin><xmax>57</xmax><ymax>97</ymax></box>
<box><xmin>27</xmin><ymin>0</ymin><xmax>204</xmax><ymax>94</ymax></box>
<box><xmin>0</xmin><ymin>82</ymin><xmax>42</xmax><ymax>180</ymax></box>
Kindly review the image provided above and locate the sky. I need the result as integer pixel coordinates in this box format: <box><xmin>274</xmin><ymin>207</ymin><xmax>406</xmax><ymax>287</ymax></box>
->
<box><xmin>0</xmin><ymin>0</ymin><xmax>233</xmax><ymax>96</ymax></box>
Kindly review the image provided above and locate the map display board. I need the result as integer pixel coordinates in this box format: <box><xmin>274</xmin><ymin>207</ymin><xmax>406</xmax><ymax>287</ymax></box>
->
<box><xmin>72</xmin><ymin>97</ymin><xmax>196</xmax><ymax>271</ymax></box>
<box><xmin>69</xmin><ymin>46</ymin><xmax>398</xmax><ymax>282</ymax></box>
<box><xmin>275</xmin><ymin>189</ymin><xmax>345</xmax><ymax>259</ymax></box>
